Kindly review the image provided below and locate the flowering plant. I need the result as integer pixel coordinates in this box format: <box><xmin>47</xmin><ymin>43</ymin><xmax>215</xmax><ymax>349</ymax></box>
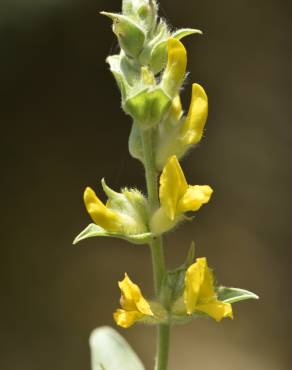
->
<box><xmin>74</xmin><ymin>1</ymin><xmax>258</xmax><ymax>369</ymax></box>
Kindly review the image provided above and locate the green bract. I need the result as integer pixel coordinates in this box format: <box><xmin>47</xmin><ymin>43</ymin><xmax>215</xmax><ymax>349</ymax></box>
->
<box><xmin>125</xmin><ymin>88</ymin><xmax>171</xmax><ymax>128</ymax></box>
<box><xmin>217</xmin><ymin>287</ymin><xmax>259</xmax><ymax>303</ymax></box>
<box><xmin>73</xmin><ymin>223</ymin><xmax>153</xmax><ymax>245</ymax></box>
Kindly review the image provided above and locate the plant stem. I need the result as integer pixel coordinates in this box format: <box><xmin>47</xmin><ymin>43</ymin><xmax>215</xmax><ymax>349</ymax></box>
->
<box><xmin>156</xmin><ymin>325</ymin><xmax>170</xmax><ymax>370</ymax></box>
<box><xmin>141</xmin><ymin>129</ymin><xmax>165</xmax><ymax>293</ymax></box>
<box><xmin>141</xmin><ymin>129</ymin><xmax>159</xmax><ymax>213</ymax></box>
<box><xmin>150</xmin><ymin>237</ymin><xmax>165</xmax><ymax>297</ymax></box>
<box><xmin>141</xmin><ymin>128</ymin><xmax>170</xmax><ymax>370</ymax></box>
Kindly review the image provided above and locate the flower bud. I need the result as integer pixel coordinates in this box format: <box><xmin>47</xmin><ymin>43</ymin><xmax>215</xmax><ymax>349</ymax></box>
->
<box><xmin>138</xmin><ymin>20</ymin><xmax>169</xmax><ymax>67</ymax></box>
<box><xmin>149</xmin><ymin>28</ymin><xmax>202</xmax><ymax>75</ymax></box>
<box><xmin>123</xmin><ymin>0</ymin><xmax>158</xmax><ymax>31</ymax></box>
<box><xmin>101</xmin><ymin>12</ymin><xmax>146</xmax><ymax>58</ymax></box>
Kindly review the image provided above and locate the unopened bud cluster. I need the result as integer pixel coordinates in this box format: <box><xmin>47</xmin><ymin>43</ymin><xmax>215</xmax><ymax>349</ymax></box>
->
<box><xmin>102</xmin><ymin>0</ymin><xmax>206</xmax><ymax>169</ymax></box>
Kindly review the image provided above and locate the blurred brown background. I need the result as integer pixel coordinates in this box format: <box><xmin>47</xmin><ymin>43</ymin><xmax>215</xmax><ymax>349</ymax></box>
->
<box><xmin>1</xmin><ymin>0</ymin><xmax>291</xmax><ymax>369</ymax></box>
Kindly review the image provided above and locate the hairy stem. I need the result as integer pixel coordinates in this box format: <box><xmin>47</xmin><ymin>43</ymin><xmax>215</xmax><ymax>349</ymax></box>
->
<box><xmin>141</xmin><ymin>128</ymin><xmax>170</xmax><ymax>370</ymax></box>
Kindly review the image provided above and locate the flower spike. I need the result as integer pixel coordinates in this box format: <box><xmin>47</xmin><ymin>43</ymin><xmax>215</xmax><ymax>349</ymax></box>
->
<box><xmin>73</xmin><ymin>3</ymin><xmax>259</xmax><ymax>361</ymax></box>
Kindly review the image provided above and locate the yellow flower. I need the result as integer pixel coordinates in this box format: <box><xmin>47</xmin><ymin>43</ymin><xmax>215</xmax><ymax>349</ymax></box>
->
<box><xmin>84</xmin><ymin>187</ymin><xmax>122</xmax><ymax>232</ymax></box>
<box><xmin>184</xmin><ymin>257</ymin><xmax>233</xmax><ymax>321</ymax></box>
<box><xmin>83</xmin><ymin>181</ymin><xmax>149</xmax><ymax>238</ymax></box>
<box><xmin>180</xmin><ymin>83</ymin><xmax>208</xmax><ymax>146</ymax></box>
<box><xmin>161</xmin><ymin>38</ymin><xmax>187</xmax><ymax>98</ymax></box>
<box><xmin>155</xmin><ymin>84</ymin><xmax>208</xmax><ymax>170</ymax></box>
<box><xmin>114</xmin><ymin>273</ymin><xmax>153</xmax><ymax>328</ymax></box>
<box><xmin>151</xmin><ymin>156</ymin><xmax>212</xmax><ymax>234</ymax></box>
<box><xmin>159</xmin><ymin>155</ymin><xmax>212</xmax><ymax>221</ymax></box>
<box><xmin>168</xmin><ymin>94</ymin><xmax>183</xmax><ymax>121</ymax></box>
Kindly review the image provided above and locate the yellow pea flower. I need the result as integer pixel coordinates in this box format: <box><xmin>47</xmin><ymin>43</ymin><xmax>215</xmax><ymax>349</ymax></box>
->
<box><xmin>180</xmin><ymin>83</ymin><xmax>208</xmax><ymax>146</ymax></box>
<box><xmin>184</xmin><ymin>257</ymin><xmax>233</xmax><ymax>321</ymax></box>
<box><xmin>150</xmin><ymin>156</ymin><xmax>212</xmax><ymax>234</ymax></box>
<box><xmin>160</xmin><ymin>155</ymin><xmax>212</xmax><ymax>220</ymax></box>
<box><xmin>114</xmin><ymin>273</ymin><xmax>154</xmax><ymax>328</ymax></box>
<box><xmin>155</xmin><ymin>84</ymin><xmax>208</xmax><ymax>170</ymax></box>
<box><xmin>161</xmin><ymin>38</ymin><xmax>187</xmax><ymax>98</ymax></box>
<box><xmin>82</xmin><ymin>181</ymin><xmax>149</xmax><ymax>240</ymax></box>
<box><xmin>84</xmin><ymin>187</ymin><xmax>122</xmax><ymax>232</ymax></box>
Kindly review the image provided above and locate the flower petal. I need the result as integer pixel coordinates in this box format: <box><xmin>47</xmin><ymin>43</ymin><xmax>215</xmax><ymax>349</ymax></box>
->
<box><xmin>184</xmin><ymin>257</ymin><xmax>233</xmax><ymax>320</ymax></box>
<box><xmin>161</xmin><ymin>38</ymin><xmax>187</xmax><ymax>98</ymax></box>
<box><xmin>196</xmin><ymin>300</ymin><xmax>233</xmax><ymax>321</ymax></box>
<box><xmin>119</xmin><ymin>274</ymin><xmax>153</xmax><ymax>316</ymax></box>
<box><xmin>170</xmin><ymin>95</ymin><xmax>183</xmax><ymax>121</ymax></box>
<box><xmin>184</xmin><ymin>257</ymin><xmax>207</xmax><ymax>314</ymax></box>
<box><xmin>198</xmin><ymin>258</ymin><xmax>216</xmax><ymax>301</ymax></box>
<box><xmin>159</xmin><ymin>156</ymin><xmax>188</xmax><ymax>220</ymax></box>
<box><xmin>113</xmin><ymin>309</ymin><xmax>144</xmax><ymax>328</ymax></box>
<box><xmin>177</xmin><ymin>185</ymin><xmax>213</xmax><ymax>214</ymax></box>
<box><xmin>83</xmin><ymin>187</ymin><xmax>121</xmax><ymax>232</ymax></box>
<box><xmin>180</xmin><ymin>83</ymin><xmax>208</xmax><ymax>145</ymax></box>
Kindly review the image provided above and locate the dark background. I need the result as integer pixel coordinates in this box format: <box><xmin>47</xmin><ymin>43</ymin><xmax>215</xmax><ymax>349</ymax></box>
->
<box><xmin>1</xmin><ymin>0</ymin><xmax>291</xmax><ymax>369</ymax></box>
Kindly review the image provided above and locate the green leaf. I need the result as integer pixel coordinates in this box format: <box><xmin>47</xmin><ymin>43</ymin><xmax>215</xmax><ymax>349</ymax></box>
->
<box><xmin>217</xmin><ymin>286</ymin><xmax>259</xmax><ymax>304</ymax></box>
<box><xmin>73</xmin><ymin>224</ymin><xmax>153</xmax><ymax>245</ymax></box>
<box><xmin>90</xmin><ymin>326</ymin><xmax>145</xmax><ymax>370</ymax></box>
<box><xmin>172</xmin><ymin>28</ymin><xmax>202</xmax><ymax>40</ymax></box>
